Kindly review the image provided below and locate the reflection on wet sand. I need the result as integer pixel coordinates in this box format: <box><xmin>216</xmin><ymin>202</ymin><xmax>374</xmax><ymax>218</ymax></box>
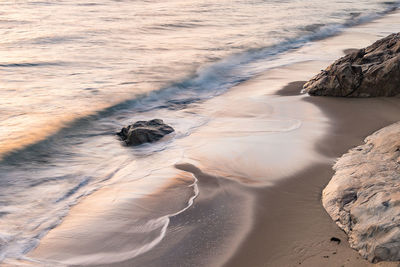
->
<box><xmin>30</xmin><ymin>169</ymin><xmax>197</xmax><ymax>266</ymax></box>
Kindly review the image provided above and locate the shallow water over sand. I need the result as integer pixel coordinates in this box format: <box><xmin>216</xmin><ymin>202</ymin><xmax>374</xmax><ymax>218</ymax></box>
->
<box><xmin>1</xmin><ymin>0</ymin><xmax>398</xmax><ymax>156</ymax></box>
<box><xmin>29</xmin><ymin>77</ymin><xmax>328</xmax><ymax>266</ymax></box>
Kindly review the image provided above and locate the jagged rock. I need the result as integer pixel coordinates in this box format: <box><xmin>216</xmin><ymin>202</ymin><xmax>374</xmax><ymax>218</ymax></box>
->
<box><xmin>322</xmin><ymin>122</ymin><xmax>400</xmax><ymax>262</ymax></box>
<box><xmin>117</xmin><ymin>119</ymin><xmax>174</xmax><ymax>146</ymax></box>
<box><xmin>304</xmin><ymin>32</ymin><xmax>400</xmax><ymax>97</ymax></box>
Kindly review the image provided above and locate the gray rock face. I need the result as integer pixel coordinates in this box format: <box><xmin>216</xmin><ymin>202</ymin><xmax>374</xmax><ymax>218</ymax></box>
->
<box><xmin>117</xmin><ymin>119</ymin><xmax>174</xmax><ymax>146</ymax></box>
<box><xmin>322</xmin><ymin>122</ymin><xmax>400</xmax><ymax>262</ymax></box>
<box><xmin>304</xmin><ymin>32</ymin><xmax>400</xmax><ymax>97</ymax></box>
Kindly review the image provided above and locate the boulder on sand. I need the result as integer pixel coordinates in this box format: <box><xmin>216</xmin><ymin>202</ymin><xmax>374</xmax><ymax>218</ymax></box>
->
<box><xmin>303</xmin><ymin>32</ymin><xmax>400</xmax><ymax>97</ymax></box>
<box><xmin>117</xmin><ymin>119</ymin><xmax>174</xmax><ymax>146</ymax></box>
<box><xmin>322</xmin><ymin>122</ymin><xmax>400</xmax><ymax>262</ymax></box>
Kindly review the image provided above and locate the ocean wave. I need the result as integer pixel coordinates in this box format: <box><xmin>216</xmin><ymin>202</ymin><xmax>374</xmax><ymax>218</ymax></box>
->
<box><xmin>1</xmin><ymin>1</ymin><xmax>399</xmax><ymax>161</ymax></box>
<box><xmin>1</xmin><ymin>2</ymin><xmax>398</xmax><ymax>164</ymax></box>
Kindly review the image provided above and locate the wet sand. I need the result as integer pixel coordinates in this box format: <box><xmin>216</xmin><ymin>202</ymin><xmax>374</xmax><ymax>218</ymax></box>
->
<box><xmin>225</xmin><ymin>82</ymin><xmax>400</xmax><ymax>267</ymax></box>
<box><xmin>27</xmin><ymin>10</ymin><xmax>400</xmax><ymax>267</ymax></box>
<box><xmin>275</xmin><ymin>81</ymin><xmax>307</xmax><ymax>96</ymax></box>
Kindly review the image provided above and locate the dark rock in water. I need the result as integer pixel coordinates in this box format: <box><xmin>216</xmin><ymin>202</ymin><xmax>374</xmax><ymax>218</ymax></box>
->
<box><xmin>117</xmin><ymin>119</ymin><xmax>174</xmax><ymax>146</ymax></box>
<box><xmin>303</xmin><ymin>32</ymin><xmax>400</xmax><ymax>97</ymax></box>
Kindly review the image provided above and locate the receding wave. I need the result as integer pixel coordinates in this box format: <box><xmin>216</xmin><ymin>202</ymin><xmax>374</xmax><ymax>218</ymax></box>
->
<box><xmin>54</xmin><ymin>174</ymin><xmax>200</xmax><ymax>266</ymax></box>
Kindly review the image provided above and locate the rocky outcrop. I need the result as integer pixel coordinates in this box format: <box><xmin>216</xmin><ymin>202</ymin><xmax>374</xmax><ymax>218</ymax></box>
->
<box><xmin>117</xmin><ymin>119</ymin><xmax>174</xmax><ymax>146</ymax></box>
<box><xmin>322</xmin><ymin>122</ymin><xmax>400</xmax><ymax>262</ymax></box>
<box><xmin>303</xmin><ymin>32</ymin><xmax>400</xmax><ymax>97</ymax></box>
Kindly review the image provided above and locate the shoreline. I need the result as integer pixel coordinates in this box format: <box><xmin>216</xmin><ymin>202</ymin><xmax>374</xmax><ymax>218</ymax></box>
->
<box><xmin>25</xmin><ymin>9</ymin><xmax>400</xmax><ymax>267</ymax></box>
<box><xmin>225</xmin><ymin>82</ymin><xmax>400</xmax><ymax>267</ymax></box>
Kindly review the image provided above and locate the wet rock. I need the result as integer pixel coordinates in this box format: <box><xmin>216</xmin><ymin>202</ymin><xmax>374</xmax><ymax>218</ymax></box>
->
<box><xmin>303</xmin><ymin>32</ymin><xmax>400</xmax><ymax>97</ymax></box>
<box><xmin>117</xmin><ymin>119</ymin><xmax>174</xmax><ymax>146</ymax></box>
<box><xmin>322</xmin><ymin>122</ymin><xmax>400</xmax><ymax>262</ymax></box>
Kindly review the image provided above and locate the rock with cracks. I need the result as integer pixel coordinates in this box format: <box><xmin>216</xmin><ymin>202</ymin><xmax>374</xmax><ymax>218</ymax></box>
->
<box><xmin>303</xmin><ymin>32</ymin><xmax>400</xmax><ymax>97</ymax></box>
<box><xmin>322</xmin><ymin>122</ymin><xmax>400</xmax><ymax>262</ymax></box>
<box><xmin>117</xmin><ymin>119</ymin><xmax>174</xmax><ymax>146</ymax></box>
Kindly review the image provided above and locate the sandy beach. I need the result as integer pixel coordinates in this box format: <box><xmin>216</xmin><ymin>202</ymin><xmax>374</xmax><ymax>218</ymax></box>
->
<box><xmin>226</xmin><ymin>84</ymin><xmax>400</xmax><ymax>267</ymax></box>
<box><xmin>18</xmin><ymin>8</ymin><xmax>400</xmax><ymax>267</ymax></box>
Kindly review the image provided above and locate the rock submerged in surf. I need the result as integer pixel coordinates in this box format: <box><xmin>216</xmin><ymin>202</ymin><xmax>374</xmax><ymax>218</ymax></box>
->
<box><xmin>117</xmin><ymin>119</ymin><xmax>174</xmax><ymax>146</ymax></box>
<box><xmin>303</xmin><ymin>32</ymin><xmax>400</xmax><ymax>97</ymax></box>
